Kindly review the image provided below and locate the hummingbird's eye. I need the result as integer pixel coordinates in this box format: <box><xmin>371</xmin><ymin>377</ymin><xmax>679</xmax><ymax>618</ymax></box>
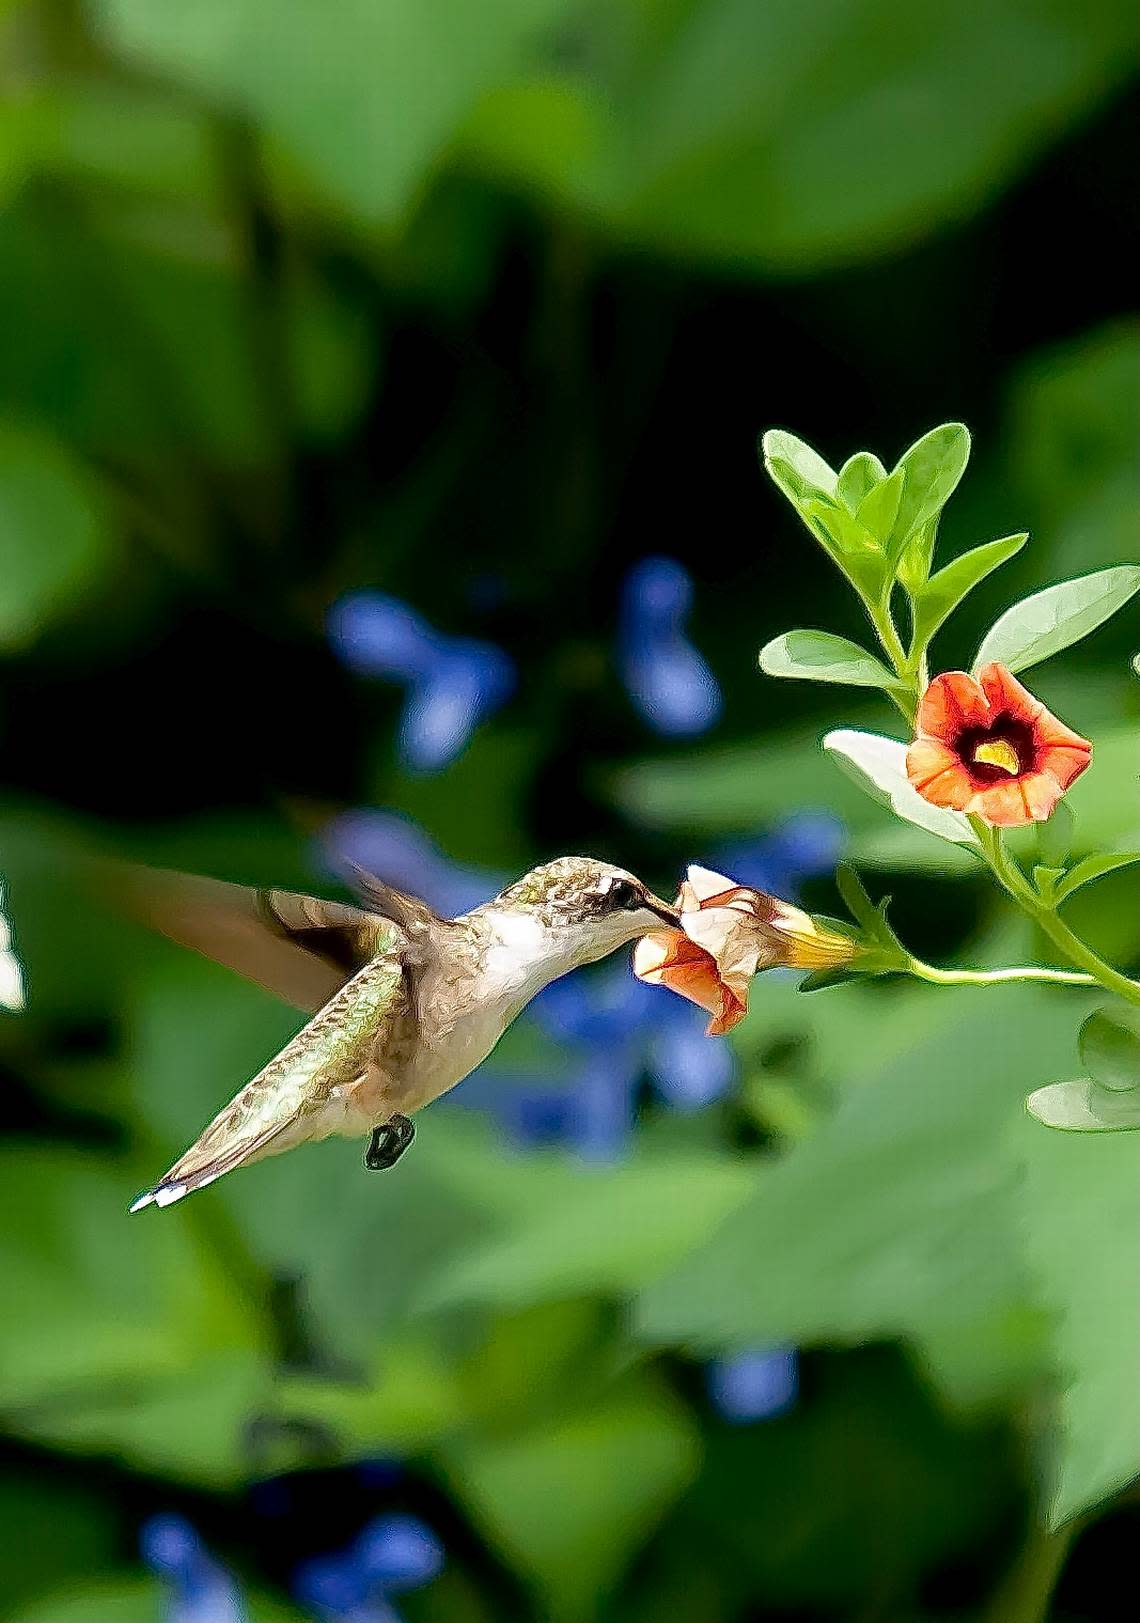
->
<box><xmin>603</xmin><ymin>877</ymin><xmax>643</xmax><ymax>911</ymax></box>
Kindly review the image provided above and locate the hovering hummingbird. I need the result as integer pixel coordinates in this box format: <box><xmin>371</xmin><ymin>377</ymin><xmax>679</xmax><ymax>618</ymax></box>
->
<box><xmin>125</xmin><ymin>857</ymin><xmax>680</xmax><ymax>1211</ymax></box>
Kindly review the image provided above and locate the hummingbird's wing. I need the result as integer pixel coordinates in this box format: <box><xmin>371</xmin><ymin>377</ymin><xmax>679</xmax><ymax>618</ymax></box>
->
<box><xmin>108</xmin><ymin>862</ymin><xmax>423</xmax><ymax>1012</ymax></box>
<box><xmin>131</xmin><ymin>936</ymin><xmax>412</xmax><ymax>1210</ymax></box>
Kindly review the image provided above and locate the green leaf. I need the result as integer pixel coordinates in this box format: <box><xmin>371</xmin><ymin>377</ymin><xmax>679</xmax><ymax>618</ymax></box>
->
<box><xmin>837</xmin><ymin>450</ymin><xmax>886</xmax><ymax>510</ymax></box>
<box><xmin>635</xmin><ymin>982</ymin><xmax>1091</xmax><ymax>1411</ymax></box>
<box><xmin>438</xmin><ymin>1372</ymin><xmax>700</xmax><ymax>1619</ymax></box>
<box><xmin>797</xmin><ymin>966</ymin><xmax>859</xmax><ymax>993</ymax></box>
<box><xmin>418</xmin><ymin>1151</ymin><xmax>752</xmax><ymax>1313</ymax></box>
<box><xmin>763</xmin><ymin>431</ymin><xmax>888</xmax><ymax>598</ymax></box>
<box><xmin>0</xmin><ymin>1144</ymin><xmax>270</xmax><ymax>1483</ymax></box>
<box><xmin>1017</xmin><ymin>1115</ymin><xmax>1140</xmax><ymax>1521</ymax></box>
<box><xmin>1054</xmin><ymin>850</ymin><xmax>1140</xmax><ymax>904</ymax></box>
<box><xmin>758</xmin><ymin>631</ymin><xmax>900</xmax><ymax>690</ymax></box>
<box><xmin>467</xmin><ymin>3</ymin><xmax>1139</xmax><ymax>275</ymax></box>
<box><xmin>823</xmin><ymin>729</ymin><xmax>981</xmax><ymax>849</ymax></box>
<box><xmin>895</xmin><ymin>517</ymin><xmax>938</xmax><ymax>594</ymax></box>
<box><xmin>854</xmin><ymin>465</ymin><xmax>905</xmax><ymax>545</ymax></box>
<box><xmin>1036</xmin><ymin>798</ymin><xmax>1074</xmax><ymax>869</ymax></box>
<box><xmin>97</xmin><ymin>0</ymin><xmax>573</xmax><ymax>224</ymax></box>
<box><xmin>0</xmin><ymin>423</ymin><xmax>114</xmax><ymax>648</ymax></box>
<box><xmin>761</xmin><ymin>428</ymin><xmax>839</xmax><ymax>503</ymax></box>
<box><xmin>973</xmin><ymin>565</ymin><xmax>1140</xmax><ymax>674</ymax></box>
<box><xmin>1025</xmin><ymin>1078</ymin><xmax>1140</xmax><ymax>1132</ymax></box>
<box><xmin>886</xmin><ymin>422</ymin><xmax>971</xmax><ymax>561</ymax></box>
<box><xmin>804</xmin><ymin>499</ymin><xmax>888</xmax><ymax>599</ymax></box>
<box><xmin>910</xmin><ymin>533</ymin><xmax>1029</xmax><ymax>651</ymax></box>
<box><xmin>609</xmin><ymin>723</ymin><xmax>890</xmax><ymax>836</ymax></box>
<box><xmin>1078</xmin><ymin>1006</ymin><xmax>1139</xmax><ymax>1092</ymax></box>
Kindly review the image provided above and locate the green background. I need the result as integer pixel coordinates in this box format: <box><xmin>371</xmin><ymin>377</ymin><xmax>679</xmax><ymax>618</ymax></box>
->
<box><xmin>1</xmin><ymin>1</ymin><xmax>1137</xmax><ymax>1618</ymax></box>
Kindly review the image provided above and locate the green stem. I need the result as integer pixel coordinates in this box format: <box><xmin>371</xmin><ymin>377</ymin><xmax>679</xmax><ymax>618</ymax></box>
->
<box><xmin>973</xmin><ymin>821</ymin><xmax>1140</xmax><ymax>1005</ymax></box>
<box><xmin>983</xmin><ymin>1519</ymin><xmax>1074</xmax><ymax>1623</ymax></box>
<box><xmin>1032</xmin><ymin>908</ymin><xmax>1140</xmax><ymax>1005</ymax></box>
<box><xmin>907</xmin><ymin>959</ymin><xmax>1096</xmax><ymax>990</ymax></box>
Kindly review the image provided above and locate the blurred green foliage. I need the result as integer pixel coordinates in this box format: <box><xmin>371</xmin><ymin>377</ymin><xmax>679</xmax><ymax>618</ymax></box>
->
<box><xmin>1</xmin><ymin>1</ymin><xmax>1138</xmax><ymax>1619</ymax></box>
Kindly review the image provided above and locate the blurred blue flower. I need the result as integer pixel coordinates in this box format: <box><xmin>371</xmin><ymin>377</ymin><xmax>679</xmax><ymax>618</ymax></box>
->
<box><xmin>619</xmin><ymin>557</ymin><xmax>722</xmax><ymax>736</ymax></box>
<box><xmin>712</xmin><ymin>811</ymin><xmax>845</xmax><ymax>898</ymax></box>
<box><xmin>463</xmin><ymin>959</ymin><xmax>733</xmax><ymax>1161</ymax></box>
<box><xmin>295</xmin><ymin>1513</ymin><xmax>443</xmax><ymax>1623</ymax></box>
<box><xmin>141</xmin><ymin>1514</ymin><xmax>245</xmax><ymax>1623</ymax></box>
<box><xmin>707</xmin><ymin>1347</ymin><xmax>799</xmax><ymax>1422</ymax></box>
<box><xmin>329</xmin><ymin>591</ymin><xmax>515</xmax><ymax>772</ymax></box>
<box><xmin>319</xmin><ymin>809</ymin><xmax>503</xmax><ymax>917</ymax></box>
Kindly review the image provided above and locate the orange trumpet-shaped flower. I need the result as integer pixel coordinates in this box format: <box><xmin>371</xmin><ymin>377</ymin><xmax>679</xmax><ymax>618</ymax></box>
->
<box><xmin>633</xmin><ymin>865</ymin><xmax>857</xmax><ymax>1034</ymax></box>
<box><xmin>906</xmin><ymin>663</ymin><xmax>1091</xmax><ymax>827</ymax></box>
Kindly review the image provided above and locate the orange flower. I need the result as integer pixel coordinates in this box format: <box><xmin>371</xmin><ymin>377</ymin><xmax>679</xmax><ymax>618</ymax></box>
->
<box><xmin>906</xmin><ymin>663</ymin><xmax>1091</xmax><ymax>827</ymax></box>
<box><xmin>633</xmin><ymin>865</ymin><xmax>857</xmax><ymax>1034</ymax></box>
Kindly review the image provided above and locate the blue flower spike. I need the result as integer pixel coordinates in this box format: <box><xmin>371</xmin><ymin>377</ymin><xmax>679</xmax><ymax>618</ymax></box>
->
<box><xmin>329</xmin><ymin>591</ymin><xmax>515</xmax><ymax>772</ymax></box>
<box><xmin>141</xmin><ymin>1513</ymin><xmax>245</xmax><ymax>1623</ymax></box>
<box><xmin>707</xmin><ymin>1347</ymin><xmax>800</xmax><ymax>1423</ymax></box>
<box><xmin>619</xmin><ymin>557</ymin><xmax>722</xmax><ymax>737</ymax></box>
<box><xmin>320</xmin><ymin>809</ymin><xmax>502</xmax><ymax>917</ymax></box>
<box><xmin>295</xmin><ymin>1512</ymin><xmax>443</xmax><ymax>1623</ymax></box>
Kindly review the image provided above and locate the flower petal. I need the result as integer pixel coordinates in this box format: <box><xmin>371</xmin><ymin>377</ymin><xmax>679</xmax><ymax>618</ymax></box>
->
<box><xmin>906</xmin><ymin>738</ymin><xmax>976</xmax><ymax>808</ymax></box>
<box><xmin>684</xmin><ymin>865</ymin><xmax>739</xmax><ymax>903</ymax></box>
<box><xmin>915</xmin><ymin>670</ymin><xmax>989</xmax><ymax>741</ymax></box>
<box><xmin>976</xmin><ymin>661</ymin><xmax>1045</xmax><ymax>726</ymax></box>
<box><xmin>1038</xmin><ymin>741</ymin><xmax>1093</xmax><ymax>792</ymax></box>
<box><xmin>966</xmin><ymin>776</ymin><xmax>1038</xmax><ymax>825</ymax></box>
<box><xmin>633</xmin><ymin>929</ymin><xmax>740</xmax><ymax>1033</ymax></box>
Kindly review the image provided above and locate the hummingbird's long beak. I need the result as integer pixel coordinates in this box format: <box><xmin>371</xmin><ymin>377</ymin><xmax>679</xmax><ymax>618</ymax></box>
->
<box><xmin>642</xmin><ymin>891</ymin><xmax>682</xmax><ymax>929</ymax></box>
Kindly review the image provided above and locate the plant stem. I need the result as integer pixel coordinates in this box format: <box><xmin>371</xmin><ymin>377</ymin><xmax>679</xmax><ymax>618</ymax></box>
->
<box><xmin>1032</xmin><ymin>908</ymin><xmax>1140</xmax><ymax>1005</ymax></box>
<box><xmin>868</xmin><ymin>599</ymin><xmax>911</xmax><ymax>695</ymax></box>
<box><xmin>907</xmin><ymin>959</ymin><xmax>1096</xmax><ymax>990</ymax></box>
<box><xmin>973</xmin><ymin>821</ymin><xmax>1140</xmax><ymax>1005</ymax></box>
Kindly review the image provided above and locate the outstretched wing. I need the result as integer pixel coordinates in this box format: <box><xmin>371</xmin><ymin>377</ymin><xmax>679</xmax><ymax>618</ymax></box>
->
<box><xmin>107</xmin><ymin>862</ymin><xmax>412</xmax><ymax>1012</ymax></box>
<box><xmin>131</xmin><ymin>937</ymin><xmax>410</xmax><ymax>1209</ymax></box>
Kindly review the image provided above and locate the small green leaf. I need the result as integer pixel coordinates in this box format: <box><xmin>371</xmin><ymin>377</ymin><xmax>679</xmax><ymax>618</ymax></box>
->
<box><xmin>855</xmin><ymin>466</ymin><xmax>905</xmax><ymax>547</ymax></box>
<box><xmin>896</xmin><ymin>518</ymin><xmax>938</xmax><ymax>594</ymax></box>
<box><xmin>798</xmin><ymin>966</ymin><xmax>858</xmax><ymax>993</ymax></box>
<box><xmin>887</xmin><ymin>423</ymin><xmax>971</xmax><ymax>560</ymax></box>
<box><xmin>837</xmin><ymin>451</ymin><xmax>886</xmax><ymax>511</ymax></box>
<box><xmin>1053</xmin><ymin>850</ymin><xmax>1140</xmax><ymax>904</ymax></box>
<box><xmin>834</xmin><ymin>864</ymin><xmax>880</xmax><ymax>933</ymax></box>
<box><xmin>911</xmin><ymin>533</ymin><xmax>1029</xmax><ymax>651</ymax></box>
<box><xmin>1078</xmin><ymin>1007</ymin><xmax>1139</xmax><ymax>1092</ymax></box>
<box><xmin>1036</xmin><ymin>799</ymin><xmax>1074</xmax><ymax>868</ymax></box>
<box><xmin>759</xmin><ymin>631</ymin><xmax>900</xmax><ymax>690</ymax></box>
<box><xmin>823</xmin><ymin>729</ymin><xmax>982</xmax><ymax>850</ymax></box>
<box><xmin>1032</xmin><ymin>865</ymin><xmax>1065</xmax><ymax>904</ymax></box>
<box><xmin>1025</xmin><ymin>1078</ymin><xmax>1140</xmax><ymax>1132</ymax></box>
<box><xmin>761</xmin><ymin>429</ymin><xmax>839</xmax><ymax>503</ymax></box>
<box><xmin>973</xmin><ymin>565</ymin><xmax>1140</xmax><ymax>674</ymax></box>
<box><xmin>1132</xmin><ymin>652</ymin><xmax>1140</xmax><ymax>678</ymax></box>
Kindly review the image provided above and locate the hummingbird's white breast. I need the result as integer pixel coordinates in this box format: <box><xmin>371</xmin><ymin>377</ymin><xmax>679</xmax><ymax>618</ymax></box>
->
<box><xmin>396</xmin><ymin>908</ymin><xmax>570</xmax><ymax>1113</ymax></box>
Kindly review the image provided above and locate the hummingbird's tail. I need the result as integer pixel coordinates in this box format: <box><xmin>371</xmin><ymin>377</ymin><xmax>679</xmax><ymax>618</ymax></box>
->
<box><xmin>129</xmin><ymin>1117</ymin><xmax>295</xmax><ymax>1211</ymax></box>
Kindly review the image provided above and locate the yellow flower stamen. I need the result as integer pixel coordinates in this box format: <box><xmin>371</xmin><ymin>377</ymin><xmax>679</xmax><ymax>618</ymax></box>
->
<box><xmin>973</xmin><ymin>739</ymin><xmax>1019</xmax><ymax>775</ymax></box>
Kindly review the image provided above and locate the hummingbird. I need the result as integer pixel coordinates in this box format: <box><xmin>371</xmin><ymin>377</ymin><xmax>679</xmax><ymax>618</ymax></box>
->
<box><xmin>125</xmin><ymin>857</ymin><xmax>680</xmax><ymax>1211</ymax></box>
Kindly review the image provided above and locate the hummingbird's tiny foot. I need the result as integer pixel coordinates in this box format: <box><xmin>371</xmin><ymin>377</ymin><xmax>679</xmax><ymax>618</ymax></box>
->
<box><xmin>364</xmin><ymin>1114</ymin><xmax>415</xmax><ymax>1171</ymax></box>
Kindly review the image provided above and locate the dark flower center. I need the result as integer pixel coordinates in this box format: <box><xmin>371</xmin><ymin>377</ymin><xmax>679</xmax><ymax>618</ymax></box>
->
<box><xmin>957</xmin><ymin>716</ymin><xmax>1036</xmax><ymax>782</ymax></box>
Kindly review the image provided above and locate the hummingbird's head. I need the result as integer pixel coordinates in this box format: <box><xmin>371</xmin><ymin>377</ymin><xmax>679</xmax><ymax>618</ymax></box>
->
<box><xmin>491</xmin><ymin>857</ymin><xmax>680</xmax><ymax>969</ymax></box>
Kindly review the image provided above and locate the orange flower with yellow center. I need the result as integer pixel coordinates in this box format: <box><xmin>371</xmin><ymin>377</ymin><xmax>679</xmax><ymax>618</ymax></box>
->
<box><xmin>906</xmin><ymin>662</ymin><xmax>1092</xmax><ymax>827</ymax></box>
<box><xmin>633</xmin><ymin>865</ymin><xmax>857</xmax><ymax>1033</ymax></box>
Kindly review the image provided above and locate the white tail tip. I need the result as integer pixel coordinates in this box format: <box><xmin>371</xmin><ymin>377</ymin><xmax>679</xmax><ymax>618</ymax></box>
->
<box><xmin>129</xmin><ymin>1181</ymin><xmax>188</xmax><ymax>1213</ymax></box>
